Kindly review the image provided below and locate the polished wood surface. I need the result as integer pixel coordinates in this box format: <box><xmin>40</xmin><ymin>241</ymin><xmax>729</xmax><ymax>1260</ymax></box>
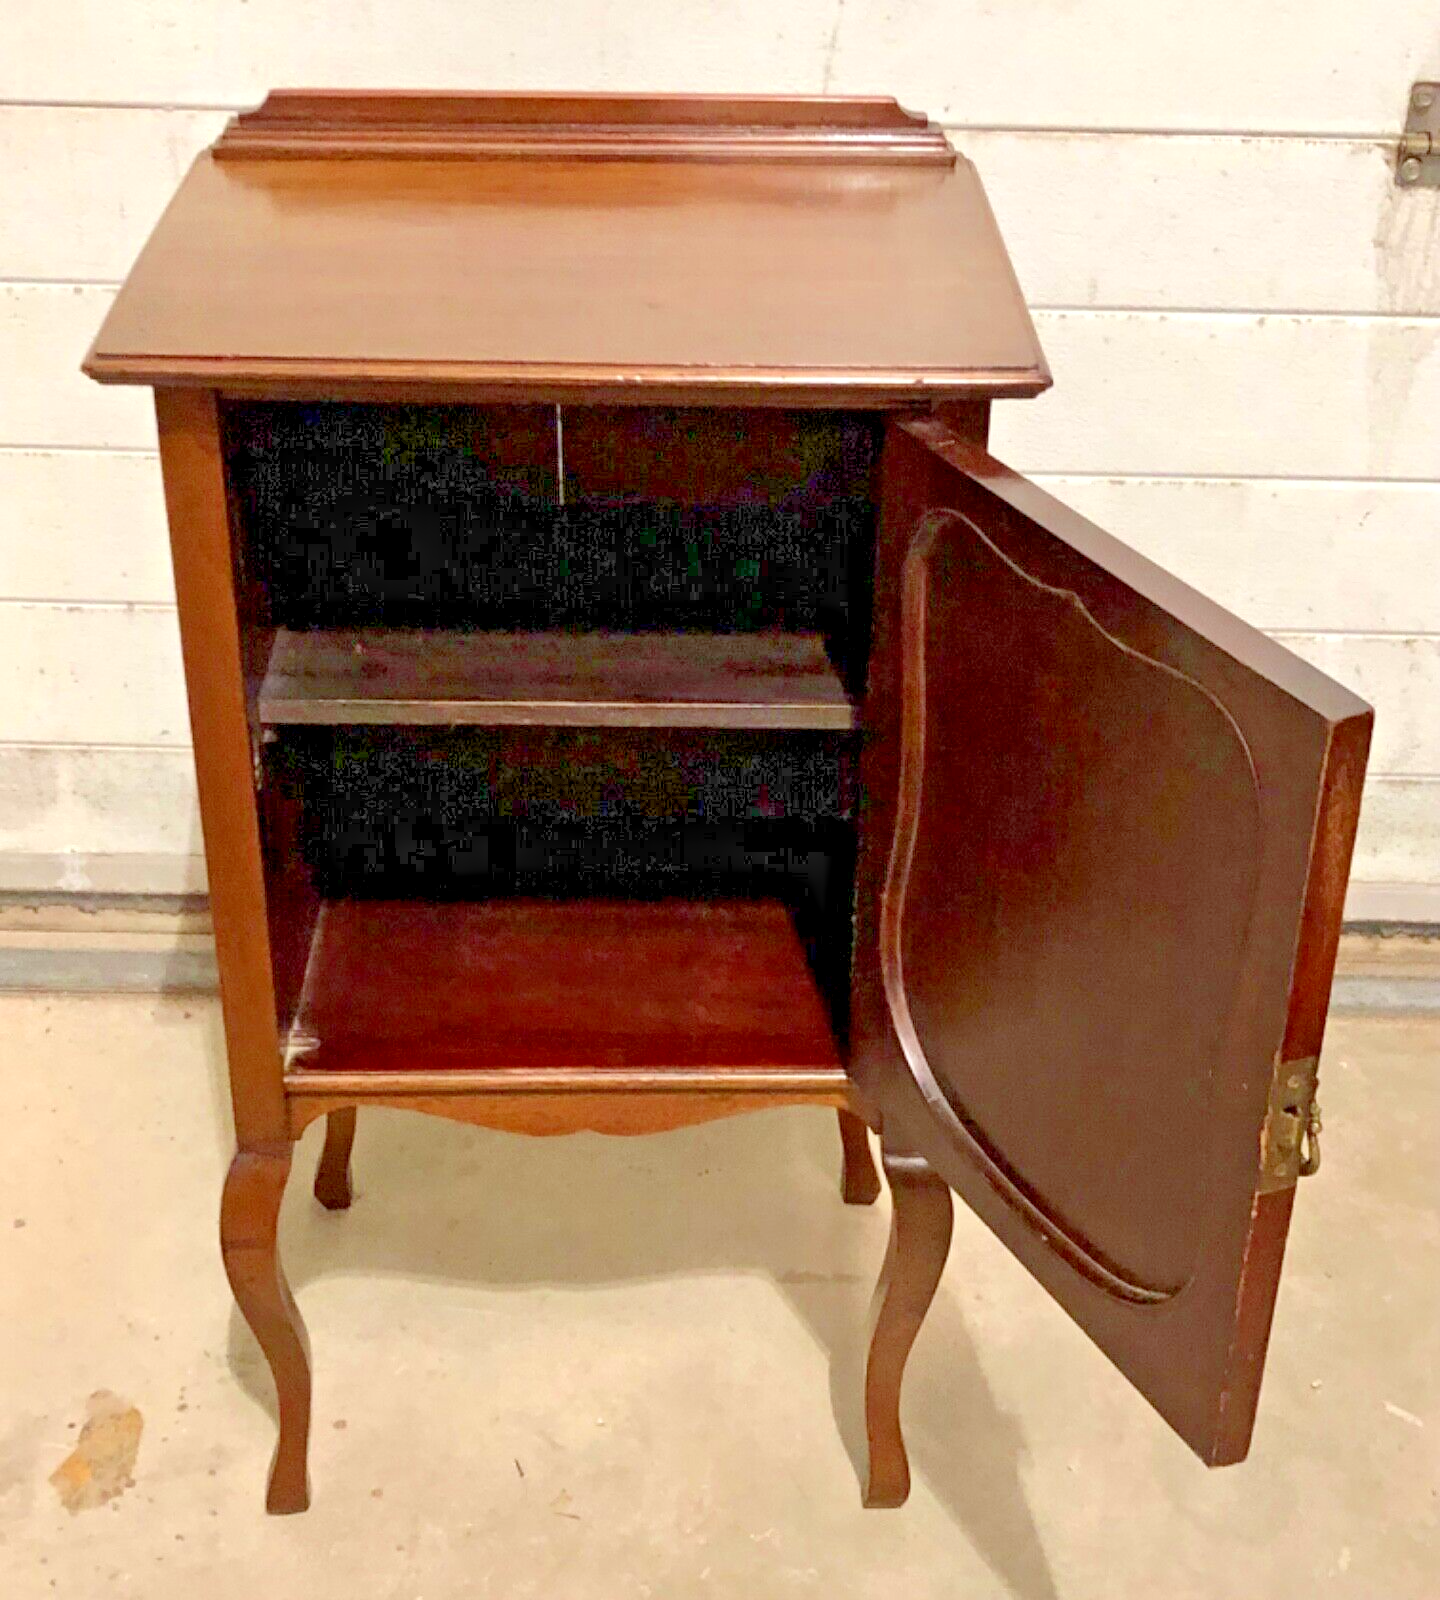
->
<box><xmin>557</xmin><ymin>406</ymin><xmax>880</xmax><ymax>507</ymax></box>
<box><xmin>154</xmin><ymin>389</ymin><xmax>286</xmax><ymax>1145</ymax></box>
<box><xmin>220</xmin><ymin>1147</ymin><xmax>311</xmax><ymax>1514</ymax></box>
<box><xmin>287</xmin><ymin>1088</ymin><xmax>852</xmax><ymax>1141</ymax></box>
<box><xmin>313</xmin><ymin>1108</ymin><xmax>355</xmax><ymax>1211</ymax></box>
<box><xmin>90</xmin><ymin>88</ymin><xmax>1374</xmax><ymax>1513</ymax></box>
<box><xmin>215</xmin><ymin>90</ymin><xmax>951</xmax><ymax>164</ymax></box>
<box><xmin>862</xmin><ymin>1145</ymin><xmax>952</xmax><ymax>1508</ymax></box>
<box><xmin>259</xmin><ymin>628</ymin><xmax>857</xmax><ymax>730</ymax></box>
<box><xmin>84</xmin><ymin>94</ymin><xmax>1047</xmax><ymax>403</ymax></box>
<box><xmin>851</xmin><ymin>416</ymin><xmax>1371</xmax><ymax>1466</ymax></box>
<box><xmin>286</xmin><ymin>897</ymin><xmax>843</xmax><ymax>1077</ymax></box>
<box><xmin>837</xmin><ymin>1109</ymin><xmax>881</xmax><ymax>1205</ymax></box>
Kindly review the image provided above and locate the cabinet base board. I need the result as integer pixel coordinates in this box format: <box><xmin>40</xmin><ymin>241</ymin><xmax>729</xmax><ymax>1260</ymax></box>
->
<box><xmin>287</xmin><ymin>1084</ymin><xmax>855</xmax><ymax>1139</ymax></box>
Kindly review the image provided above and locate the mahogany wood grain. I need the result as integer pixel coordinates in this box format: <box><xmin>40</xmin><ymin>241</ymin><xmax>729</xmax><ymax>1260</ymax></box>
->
<box><xmin>851</xmin><ymin>417</ymin><xmax>1372</xmax><ymax>1466</ymax></box>
<box><xmin>258</xmin><ymin>629</ymin><xmax>857</xmax><ymax>731</ymax></box>
<box><xmin>154</xmin><ymin>389</ymin><xmax>285</xmax><ymax>1144</ymax></box>
<box><xmin>214</xmin><ymin>90</ymin><xmax>951</xmax><ymax>165</ymax></box>
<box><xmin>84</xmin><ymin>100</ymin><xmax>1047</xmax><ymax>404</ymax></box>
<box><xmin>285</xmin><ymin>898</ymin><xmax>843</xmax><ymax>1078</ymax></box>
<box><xmin>554</xmin><ymin>407</ymin><xmax>878</xmax><ymax>508</ymax></box>
<box><xmin>313</xmin><ymin>1108</ymin><xmax>356</xmax><ymax>1210</ymax></box>
<box><xmin>863</xmin><ymin>1145</ymin><xmax>952</xmax><ymax>1508</ymax></box>
<box><xmin>228</xmin><ymin>89</ymin><xmax>936</xmax><ymax>131</ymax></box>
<box><xmin>288</xmin><ymin>1089</ymin><xmax>851</xmax><ymax>1141</ymax></box>
<box><xmin>286</xmin><ymin>1067</ymin><xmax>852</xmax><ymax>1099</ymax></box>
<box><xmin>90</xmin><ymin>91</ymin><xmax>1375</xmax><ymax>1513</ymax></box>
<box><xmin>220</xmin><ymin>1147</ymin><xmax>311</xmax><ymax>1513</ymax></box>
<box><xmin>837</xmin><ymin>1110</ymin><xmax>881</xmax><ymax>1205</ymax></box>
<box><xmin>256</xmin><ymin>748</ymin><xmax>322</xmax><ymax>1038</ymax></box>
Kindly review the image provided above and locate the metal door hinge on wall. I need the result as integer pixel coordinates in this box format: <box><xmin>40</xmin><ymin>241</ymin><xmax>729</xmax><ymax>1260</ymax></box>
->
<box><xmin>1397</xmin><ymin>83</ymin><xmax>1440</xmax><ymax>187</ymax></box>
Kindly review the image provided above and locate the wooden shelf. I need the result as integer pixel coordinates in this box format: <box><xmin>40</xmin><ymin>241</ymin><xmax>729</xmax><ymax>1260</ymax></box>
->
<box><xmin>283</xmin><ymin>897</ymin><xmax>845</xmax><ymax>1085</ymax></box>
<box><xmin>259</xmin><ymin>628</ymin><xmax>857</xmax><ymax>731</ymax></box>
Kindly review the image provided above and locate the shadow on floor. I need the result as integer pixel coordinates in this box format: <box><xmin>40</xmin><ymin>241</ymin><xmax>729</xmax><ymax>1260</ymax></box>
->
<box><xmin>223</xmin><ymin>1104</ymin><xmax>1058</xmax><ymax>1599</ymax></box>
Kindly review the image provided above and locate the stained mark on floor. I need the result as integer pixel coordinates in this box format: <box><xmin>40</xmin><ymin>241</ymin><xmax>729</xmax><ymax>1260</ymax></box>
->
<box><xmin>49</xmin><ymin>1391</ymin><xmax>143</xmax><ymax>1514</ymax></box>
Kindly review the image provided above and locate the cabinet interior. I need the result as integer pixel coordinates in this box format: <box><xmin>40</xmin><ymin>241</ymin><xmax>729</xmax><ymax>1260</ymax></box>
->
<box><xmin>224</xmin><ymin>402</ymin><xmax>882</xmax><ymax>1063</ymax></box>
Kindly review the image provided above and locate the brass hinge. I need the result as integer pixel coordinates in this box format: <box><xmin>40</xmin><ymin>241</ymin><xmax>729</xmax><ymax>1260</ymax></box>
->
<box><xmin>1397</xmin><ymin>83</ymin><xmax>1440</xmax><ymax>187</ymax></box>
<box><xmin>1259</xmin><ymin>1055</ymin><xmax>1322</xmax><ymax>1193</ymax></box>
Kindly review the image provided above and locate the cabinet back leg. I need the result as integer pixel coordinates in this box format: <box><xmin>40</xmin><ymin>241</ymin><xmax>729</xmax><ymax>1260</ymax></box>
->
<box><xmin>220</xmin><ymin>1146</ymin><xmax>312</xmax><ymax>1514</ymax></box>
<box><xmin>314</xmin><ymin>1108</ymin><xmax>357</xmax><ymax>1211</ymax></box>
<box><xmin>837</xmin><ymin>1109</ymin><xmax>881</xmax><ymax>1204</ymax></box>
<box><xmin>863</xmin><ymin>1144</ymin><xmax>952</xmax><ymax>1508</ymax></box>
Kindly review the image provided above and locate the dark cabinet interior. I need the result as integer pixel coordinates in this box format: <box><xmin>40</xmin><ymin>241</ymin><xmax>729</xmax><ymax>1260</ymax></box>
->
<box><xmin>226</xmin><ymin>403</ymin><xmax>879</xmax><ymax>686</ymax></box>
<box><xmin>226</xmin><ymin>401</ymin><xmax>877</xmax><ymax>1069</ymax></box>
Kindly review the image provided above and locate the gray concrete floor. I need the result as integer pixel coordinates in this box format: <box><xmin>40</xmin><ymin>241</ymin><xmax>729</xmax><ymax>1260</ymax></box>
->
<box><xmin>2</xmin><ymin>993</ymin><xmax>1436</xmax><ymax>1598</ymax></box>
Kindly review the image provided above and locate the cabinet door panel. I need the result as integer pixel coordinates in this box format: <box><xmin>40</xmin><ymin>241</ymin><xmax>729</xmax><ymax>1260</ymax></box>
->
<box><xmin>852</xmin><ymin>416</ymin><xmax>1371</xmax><ymax>1464</ymax></box>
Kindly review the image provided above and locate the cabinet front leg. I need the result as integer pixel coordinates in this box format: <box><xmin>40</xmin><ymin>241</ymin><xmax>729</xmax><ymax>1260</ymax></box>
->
<box><xmin>314</xmin><ymin>1108</ymin><xmax>357</xmax><ymax>1211</ymax></box>
<box><xmin>837</xmin><ymin>1109</ymin><xmax>881</xmax><ymax>1205</ymax></box>
<box><xmin>220</xmin><ymin>1146</ymin><xmax>312</xmax><ymax>1514</ymax></box>
<box><xmin>863</xmin><ymin>1144</ymin><xmax>952</xmax><ymax>1508</ymax></box>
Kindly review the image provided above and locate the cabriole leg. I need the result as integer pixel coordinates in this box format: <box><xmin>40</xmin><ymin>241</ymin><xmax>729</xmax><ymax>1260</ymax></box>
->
<box><xmin>863</xmin><ymin>1144</ymin><xmax>952</xmax><ymax>1508</ymax></box>
<box><xmin>837</xmin><ymin>1109</ymin><xmax>881</xmax><ymax>1205</ymax></box>
<box><xmin>220</xmin><ymin>1145</ymin><xmax>312</xmax><ymax>1514</ymax></box>
<box><xmin>314</xmin><ymin>1108</ymin><xmax>357</xmax><ymax>1211</ymax></box>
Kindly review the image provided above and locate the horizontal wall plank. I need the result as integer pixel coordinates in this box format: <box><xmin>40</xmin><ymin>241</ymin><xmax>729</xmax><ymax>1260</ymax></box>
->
<box><xmin>0</xmin><ymin>450</ymin><xmax>173</xmax><ymax>603</ymax></box>
<box><xmin>1350</xmin><ymin>778</ymin><xmax>1440</xmax><ymax>887</ymax></box>
<box><xmin>965</xmin><ymin>132</ymin><xmax>1440</xmax><ymax>316</ymax></box>
<box><xmin>0</xmin><ymin>285</ymin><xmax>153</xmax><ymax>449</ymax></box>
<box><xmin>0</xmin><ymin>2</ymin><xmax>837</xmax><ymax>113</ymax></box>
<box><xmin>828</xmin><ymin>1</ymin><xmax>1438</xmax><ymax>133</ymax></box>
<box><xmin>6</xmin><ymin>109</ymin><xmax>1438</xmax><ymax>319</ymax></box>
<box><xmin>995</xmin><ymin>311</ymin><xmax>1440</xmax><ymax>479</ymax></box>
<box><xmin>3</xmin><ymin>2</ymin><xmax>1436</xmax><ymax>134</ymax></box>
<box><xmin>0</xmin><ymin>604</ymin><xmax>187</xmax><ymax>745</ymax></box>
<box><xmin>0</xmin><ymin>107</ymin><xmax>223</xmax><ymax>283</ymax></box>
<box><xmin>1036</xmin><ymin>477</ymin><xmax>1440</xmax><ymax>635</ymax></box>
<box><xmin>0</xmin><ymin>744</ymin><xmax>199</xmax><ymax>858</ymax></box>
<box><xmin>0</xmin><ymin>850</ymin><xmax>206</xmax><ymax>896</ymax></box>
<box><xmin>16</xmin><ymin>285</ymin><xmax>1440</xmax><ymax>478</ymax></box>
<box><xmin>1272</xmin><ymin>634</ymin><xmax>1440</xmax><ymax>776</ymax></box>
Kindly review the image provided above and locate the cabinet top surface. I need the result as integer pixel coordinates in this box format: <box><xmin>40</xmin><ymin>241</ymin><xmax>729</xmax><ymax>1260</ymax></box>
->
<box><xmin>84</xmin><ymin>91</ymin><xmax>1048</xmax><ymax>404</ymax></box>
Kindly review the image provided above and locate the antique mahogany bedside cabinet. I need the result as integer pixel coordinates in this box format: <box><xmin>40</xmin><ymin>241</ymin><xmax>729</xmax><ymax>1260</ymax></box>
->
<box><xmin>84</xmin><ymin>90</ymin><xmax>1371</xmax><ymax>1514</ymax></box>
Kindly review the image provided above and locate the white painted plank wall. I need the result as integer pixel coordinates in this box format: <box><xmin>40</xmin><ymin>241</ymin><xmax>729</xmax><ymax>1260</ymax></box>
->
<box><xmin>4</xmin><ymin>1</ymin><xmax>1436</xmax><ymax>133</ymax></box>
<box><xmin>1</xmin><ymin>5</ymin><xmax>1437</xmax><ymax>913</ymax></box>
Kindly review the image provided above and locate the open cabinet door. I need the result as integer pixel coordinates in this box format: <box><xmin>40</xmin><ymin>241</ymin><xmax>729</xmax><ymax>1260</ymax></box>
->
<box><xmin>852</xmin><ymin>416</ymin><xmax>1372</xmax><ymax>1466</ymax></box>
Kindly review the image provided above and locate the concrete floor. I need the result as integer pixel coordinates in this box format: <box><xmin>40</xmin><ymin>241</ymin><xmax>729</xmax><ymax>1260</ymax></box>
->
<box><xmin>2</xmin><ymin>994</ymin><xmax>1436</xmax><ymax>1599</ymax></box>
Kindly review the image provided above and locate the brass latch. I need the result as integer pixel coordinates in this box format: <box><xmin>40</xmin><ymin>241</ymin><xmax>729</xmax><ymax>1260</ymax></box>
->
<box><xmin>1259</xmin><ymin>1056</ymin><xmax>1322</xmax><ymax>1193</ymax></box>
<box><xmin>1397</xmin><ymin>83</ymin><xmax>1440</xmax><ymax>187</ymax></box>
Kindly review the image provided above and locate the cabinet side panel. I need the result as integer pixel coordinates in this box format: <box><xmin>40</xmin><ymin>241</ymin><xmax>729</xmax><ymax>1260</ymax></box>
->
<box><xmin>218</xmin><ymin>401</ymin><xmax>321</xmax><ymax>1030</ymax></box>
<box><xmin>154</xmin><ymin>387</ymin><xmax>285</xmax><ymax>1144</ymax></box>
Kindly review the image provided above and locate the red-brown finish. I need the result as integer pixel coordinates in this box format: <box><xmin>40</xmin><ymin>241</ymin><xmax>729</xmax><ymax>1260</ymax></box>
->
<box><xmin>89</xmin><ymin>90</ymin><xmax>1373</xmax><ymax>1515</ymax></box>
<box><xmin>852</xmin><ymin>417</ymin><xmax>1372</xmax><ymax>1467</ymax></box>
<box><xmin>863</xmin><ymin>1145</ymin><xmax>953</xmax><ymax>1508</ymax></box>
<box><xmin>83</xmin><ymin>94</ymin><xmax>1048</xmax><ymax>405</ymax></box>
<box><xmin>286</xmin><ymin>898</ymin><xmax>843</xmax><ymax>1077</ymax></box>
<box><xmin>288</xmin><ymin>1087</ymin><xmax>852</xmax><ymax>1141</ymax></box>
<box><xmin>154</xmin><ymin>389</ymin><xmax>286</xmax><ymax>1145</ymax></box>
<box><xmin>556</xmin><ymin>407</ymin><xmax>879</xmax><ymax>507</ymax></box>
<box><xmin>215</xmin><ymin>90</ymin><xmax>952</xmax><ymax>164</ymax></box>
<box><xmin>220</xmin><ymin>1147</ymin><xmax>311</xmax><ymax>1513</ymax></box>
<box><xmin>258</xmin><ymin>628</ymin><xmax>857</xmax><ymax>731</ymax></box>
<box><xmin>838</xmin><ymin>1110</ymin><xmax>881</xmax><ymax>1205</ymax></box>
<box><xmin>313</xmin><ymin>1108</ymin><xmax>356</xmax><ymax>1210</ymax></box>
